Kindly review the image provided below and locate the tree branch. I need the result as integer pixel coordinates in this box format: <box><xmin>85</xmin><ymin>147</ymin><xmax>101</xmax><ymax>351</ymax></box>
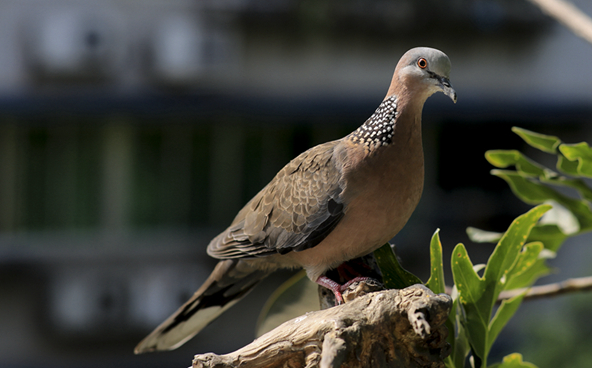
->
<box><xmin>526</xmin><ymin>0</ymin><xmax>592</xmax><ymax>45</ymax></box>
<box><xmin>443</xmin><ymin>276</ymin><xmax>592</xmax><ymax>302</ymax></box>
<box><xmin>498</xmin><ymin>275</ymin><xmax>592</xmax><ymax>301</ymax></box>
<box><xmin>192</xmin><ymin>283</ymin><xmax>452</xmax><ymax>368</ymax></box>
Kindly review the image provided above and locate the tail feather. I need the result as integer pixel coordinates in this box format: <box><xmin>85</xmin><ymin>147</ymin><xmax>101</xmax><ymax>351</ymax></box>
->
<box><xmin>134</xmin><ymin>260</ymin><xmax>270</xmax><ymax>354</ymax></box>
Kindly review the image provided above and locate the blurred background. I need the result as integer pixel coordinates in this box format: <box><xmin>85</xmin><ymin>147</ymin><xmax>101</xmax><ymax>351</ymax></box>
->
<box><xmin>1</xmin><ymin>0</ymin><xmax>591</xmax><ymax>367</ymax></box>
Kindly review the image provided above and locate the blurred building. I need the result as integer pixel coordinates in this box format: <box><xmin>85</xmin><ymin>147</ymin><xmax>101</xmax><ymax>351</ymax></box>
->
<box><xmin>0</xmin><ymin>1</ymin><xmax>591</xmax><ymax>367</ymax></box>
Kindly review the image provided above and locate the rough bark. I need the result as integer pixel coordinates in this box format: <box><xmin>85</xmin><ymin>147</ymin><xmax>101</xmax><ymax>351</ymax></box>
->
<box><xmin>192</xmin><ymin>283</ymin><xmax>452</xmax><ymax>368</ymax></box>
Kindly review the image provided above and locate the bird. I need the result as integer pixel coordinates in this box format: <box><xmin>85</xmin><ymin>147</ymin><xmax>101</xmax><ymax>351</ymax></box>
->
<box><xmin>134</xmin><ymin>47</ymin><xmax>456</xmax><ymax>354</ymax></box>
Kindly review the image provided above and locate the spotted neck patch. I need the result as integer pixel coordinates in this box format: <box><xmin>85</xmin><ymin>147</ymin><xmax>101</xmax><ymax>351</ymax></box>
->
<box><xmin>347</xmin><ymin>95</ymin><xmax>398</xmax><ymax>149</ymax></box>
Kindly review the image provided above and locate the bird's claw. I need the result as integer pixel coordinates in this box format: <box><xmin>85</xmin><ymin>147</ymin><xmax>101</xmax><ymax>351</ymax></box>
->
<box><xmin>317</xmin><ymin>275</ymin><xmax>373</xmax><ymax>306</ymax></box>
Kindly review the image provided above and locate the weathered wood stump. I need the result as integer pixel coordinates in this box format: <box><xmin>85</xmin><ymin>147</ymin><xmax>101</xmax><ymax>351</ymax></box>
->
<box><xmin>192</xmin><ymin>283</ymin><xmax>451</xmax><ymax>368</ymax></box>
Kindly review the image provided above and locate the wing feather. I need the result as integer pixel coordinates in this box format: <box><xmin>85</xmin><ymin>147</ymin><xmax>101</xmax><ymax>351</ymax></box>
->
<box><xmin>207</xmin><ymin>140</ymin><xmax>345</xmax><ymax>259</ymax></box>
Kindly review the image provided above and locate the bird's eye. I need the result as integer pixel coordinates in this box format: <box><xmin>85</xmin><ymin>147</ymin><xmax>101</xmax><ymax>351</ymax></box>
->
<box><xmin>417</xmin><ymin>58</ymin><xmax>428</xmax><ymax>69</ymax></box>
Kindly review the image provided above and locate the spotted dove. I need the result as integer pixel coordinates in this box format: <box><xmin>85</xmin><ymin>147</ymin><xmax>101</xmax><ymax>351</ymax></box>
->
<box><xmin>134</xmin><ymin>47</ymin><xmax>456</xmax><ymax>354</ymax></box>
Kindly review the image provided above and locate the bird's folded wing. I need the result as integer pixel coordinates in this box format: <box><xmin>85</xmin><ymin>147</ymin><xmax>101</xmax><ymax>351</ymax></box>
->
<box><xmin>207</xmin><ymin>140</ymin><xmax>346</xmax><ymax>259</ymax></box>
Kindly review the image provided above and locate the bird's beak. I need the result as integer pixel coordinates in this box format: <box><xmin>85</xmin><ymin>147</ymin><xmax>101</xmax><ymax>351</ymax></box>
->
<box><xmin>438</xmin><ymin>76</ymin><xmax>457</xmax><ymax>103</ymax></box>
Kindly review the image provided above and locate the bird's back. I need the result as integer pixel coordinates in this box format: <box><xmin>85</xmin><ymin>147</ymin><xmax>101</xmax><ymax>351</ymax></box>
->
<box><xmin>206</xmin><ymin>139</ymin><xmax>346</xmax><ymax>261</ymax></box>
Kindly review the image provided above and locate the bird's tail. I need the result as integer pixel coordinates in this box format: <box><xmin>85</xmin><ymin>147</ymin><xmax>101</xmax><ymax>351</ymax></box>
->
<box><xmin>134</xmin><ymin>259</ymin><xmax>271</xmax><ymax>354</ymax></box>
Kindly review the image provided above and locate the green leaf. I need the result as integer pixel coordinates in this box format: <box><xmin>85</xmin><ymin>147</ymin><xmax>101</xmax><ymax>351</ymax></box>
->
<box><xmin>507</xmin><ymin>241</ymin><xmax>543</xmax><ymax>277</ymax></box>
<box><xmin>451</xmin><ymin>243</ymin><xmax>484</xmax><ymax>306</ymax></box>
<box><xmin>451</xmin><ymin>243</ymin><xmax>488</xmax><ymax>359</ymax></box>
<box><xmin>485</xmin><ymin>149</ymin><xmax>520</xmax><ymax>168</ymax></box>
<box><xmin>426</xmin><ymin>229</ymin><xmax>446</xmax><ymax>294</ymax></box>
<box><xmin>484</xmin><ymin>146</ymin><xmax>592</xmax><ymax>202</ymax></box>
<box><xmin>485</xmin><ymin>150</ymin><xmax>549</xmax><ymax>177</ymax></box>
<box><xmin>559</xmin><ymin>142</ymin><xmax>592</xmax><ymax>177</ymax></box>
<box><xmin>559</xmin><ymin>142</ymin><xmax>592</xmax><ymax>178</ymax></box>
<box><xmin>490</xmin><ymin>170</ymin><xmax>557</xmax><ymax>204</ymax></box>
<box><xmin>504</xmin><ymin>258</ymin><xmax>551</xmax><ymax>291</ymax></box>
<box><xmin>374</xmin><ymin>243</ymin><xmax>422</xmax><ymax>289</ymax></box>
<box><xmin>559</xmin><ymin>142</ymin><xmax>592</xmax><ymax>161</ymax></box>
<box><xmin>491</xmin><ymin>170</ymin><xmax>592</xmax><ymax>231</ymax></box>
<box><xmin>484</xmin><ymin>205</ymin><xmax>551</xmax><ymax>304</ymax></box>
<box><xmin>557</xmin><ymin>153</ymin><xmax>580</xmax><ymax>176</ymax></box>
<box><xmin>489</xmin><ymin>353</ymin><xmax>539</xmax><ymax>368</ymax></box>
<box><xmin>504</xmin><ymin>242</ymin><xmax>548</xmax><ymax>290</ymax></box>
<box><xmin>541</xmin><ymin>175</ymin><xmax>592</xmax><ymax>202</ymax></box>
<box><xmin>487</xmin><ymin>293</ymin><xmax>526</xmax><ymax>353</ymax></box>
<box><xmin>512</xmin><ymin>127</ymin><xmax>561</xmax><ymax>153</ymax></box>
<box><xmin>467</xmin><ymin>227</ymin><xmax>503</xmax><ymax>243</ymax></box>
<box><xmin>490</xmin><ymin>170</ymin><xmax>552</xmax><ymax>204</ymax></box>
<box><xmin>454</xmin><ymin>206</ymin><xmax>549</xmax><ymax>365</ymax></box>
<box><xmin>528</xmin><ymin>224</ymin><xmax>568</xmax><ymax>252</ymax></box>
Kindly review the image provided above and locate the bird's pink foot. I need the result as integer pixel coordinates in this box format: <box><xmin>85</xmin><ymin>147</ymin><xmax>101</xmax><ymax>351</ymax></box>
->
<box><xmin>316</xmin><ymin>276</ymin><xmax>372</xmax><ymax>305</ymax></box>
<box><xmin>316</xmin><ymin>276</ymin><xmax>345</xmax><ymax>305</ymax></box>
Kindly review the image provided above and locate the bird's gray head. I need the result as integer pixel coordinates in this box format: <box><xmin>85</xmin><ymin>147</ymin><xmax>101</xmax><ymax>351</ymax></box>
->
<box><xmin>387</xmin><ymin>47</ymin><xmax>457</xmax><ymax>104</ymax></box>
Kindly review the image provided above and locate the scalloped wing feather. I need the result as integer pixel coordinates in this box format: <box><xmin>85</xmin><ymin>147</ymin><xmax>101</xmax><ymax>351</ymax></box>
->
<box><xmin>207</xmin><ymin>141</ymin><xmax>345</xmax><ymax>259</ymax></box>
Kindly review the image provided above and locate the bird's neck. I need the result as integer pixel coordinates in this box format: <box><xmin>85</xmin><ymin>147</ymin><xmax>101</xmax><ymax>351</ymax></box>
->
<box><xmin>346</xmin><ymin>95</ymin><xmax>398</xmax><ymax>151</ymax></box>
<box><xmin>345</xmin><ymin>90</ymin><xmax>426</xmax><ymax>154</ymax></box>
<box><xmin>337</xmin><ymin>92</ymin><xmax>425</xmax><ymax>201</ymax></box>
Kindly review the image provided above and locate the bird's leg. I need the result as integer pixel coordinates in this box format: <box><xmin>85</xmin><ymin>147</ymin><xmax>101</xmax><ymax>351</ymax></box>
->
<box><xmin>316</xmin><ymin>276</ymin><xmax>374</xmax><ymax>305</ymax></box>
<box><xmin>340</xmin><ymin>276</ymin><xmax>372</xmax><ymax>291</ymax></box>
<box><xmin>315</xmin><ymin>276</ymin><xmax>345</xmax><ymax>305</ymax></box>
